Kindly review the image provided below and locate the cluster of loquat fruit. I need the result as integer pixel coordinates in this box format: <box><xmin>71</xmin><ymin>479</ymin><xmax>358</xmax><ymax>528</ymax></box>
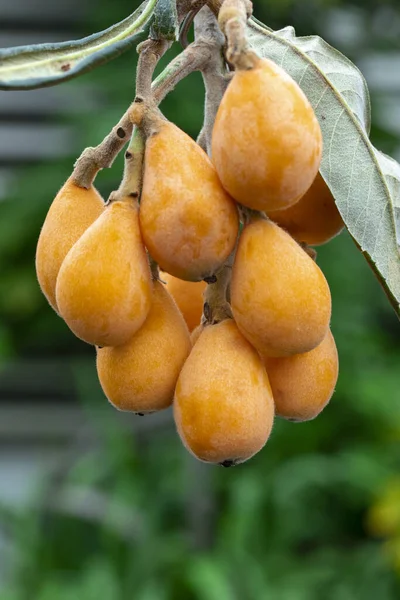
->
<box><xmin>36</xmin><ymin>54</ymin><xmax>340</xmax><ymax>467</ymax></box>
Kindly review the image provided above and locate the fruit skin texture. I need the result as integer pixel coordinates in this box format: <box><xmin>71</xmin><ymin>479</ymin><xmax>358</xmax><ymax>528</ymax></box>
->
<box><xmin>140</xmin><ymin>121</ymin><xmax>239</xmax><ymax>281</ymax></box>
<box><xmin>174</xmin><ymin>319</ymin><xmax>275</xmax><ymax>465</ymax></box>
<box><xmin>211</xmin><ymin>57</ymin><xmax>322</xmax><ymax>212</ymax></box>
<box><xmin>35</xmin><ymin>178</ymin><xmax>104</xmax><ymax>311</ymax></box>
<box><xmin>263</xmin><ymin>329</ymin><xmax>338</xmax><ymax>421</ymax></box>
<box><xmin>161</xmin><ymin>272</ymin><xmax>206</xmax><ymax>332</ymax></box>
<box><xmin>231</xmin><ymin>219</ymin><xmax>331</xmax><ymax>357</ymax></box>
<box><xmin>190</xmin><ymin>324</ymin><xmax>203</xmax><ymax>345</ymax></box>
<box><xmin>267</xmin><ymin>173</ymin><xmax>344</xmax><ymax>246</ymax></box>
<box><xmin>96</xmin><ymin>281</ymin><xmax>191</xmax><ymax>413</ymax></box>
<box><xmin>56</xmin><ymin>198</ymin><xmax>152</xmax><ymax>347</ymax></box>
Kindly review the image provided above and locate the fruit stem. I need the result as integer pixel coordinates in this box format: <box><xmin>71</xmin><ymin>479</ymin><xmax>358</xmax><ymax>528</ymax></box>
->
<box><xmin>72</xmin><ymin>3</ymin><xmax>239</xmax><ymax>190</ymax></box>
<box><xmin>152</xmin><ymin>44</ymin><xmax>211</xmax><ymax>105</ymax></box>
<box><xmin>192</xmin><ymin>7</ymin><xmax>238</xmax><ymax>324</ymax></box>
<box><xmin>115</xmin><ymin>127</ymin><xmax>146</xmax><ymax>200</ymax></box>
<box><xmin>71</xmin><ymin>122</ymin><xmax>129</xmax><ymax>190</ymax></box>
<box><xmin>196</xmin><ymin>127</ymin><xmax>208</xmax><ymax>152</ymax></box>
<box><xmin>149</xmin><ymin>256</ymin><xmax>160</xmax><ymax>280</ymax></box>
<box><xmin>240</xmin><ymin>206</ymin><xmax>267</xmax><ymax>224</ymax></box>
<box><xmin>135</xmin><ymin>38</ymin><xmax>172</xmax><ymax>102</ymax></box>
<box><xmin>179</xmin><ymin>4</ymin><xmax>205</xmax><ymax>48</ymax></box>
<box><xmin>203</xmin><ymin>258</ymin><xmax>234</xmax><ymax>324</ymax></box>
<box><xmin>218</xmin><ymin>0</ymin><xmax>258</xmax><ymax>70</ymax></box>
<box><xmin>72</xmin><ymin>43</ymin><xmax>214</xmax><ymax>189</ymax></box>
<box><xmin>195</xmin><ymin>6</ymin><xmax>232</xmax><ymax>155</ymax></box>
<box><xmin>299</xmin><ymin>242</ymin><xmax>318</xmax><ymax>261</ymax></box>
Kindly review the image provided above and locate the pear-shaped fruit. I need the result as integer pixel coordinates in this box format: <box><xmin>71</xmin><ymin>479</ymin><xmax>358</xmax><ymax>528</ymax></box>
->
<box><xmin>97</xmin><ymin>281</ymin><xmax>191</xmax><ymax>413</ymax></box>
<box><xmin>161</xmin><ymin>272</ymin><xmax>206</xmax><ymax>332</ymax></box>
<box><xmin>174</xmin><ymin>319</ymin><xmax>275</xmax><ymax>465</ymax></box>
<box><xmin>140</xmin><ymin>121</ymin><xmax>239</xmax><ymax>281</ymax></box>
<box><xmin>212</xmin><ymin>57</ymin><xmax>322</xmax><ymax>212</ymax></box>
<box><xmin>263</xmin><ymin>329</ymin><xmax>338</xmax><ymax>421</ymax></box>
<box><xmin>231</xmin><ymin>218</ymin><xmax>331</xmax><ymax>357</ymax></box>
<box><xmin>267</xmin><ymin>173</ymin><xmax>344</xmax><ymax>246</ymax></box>
<box><xmin>35</xmin><ymin>178</ymin><xmax>104</xmax><ymax>311</ymax></box>
<box><xmin>56</xmin><ymin>197</ymin><xmax>152</xmax><ymax>346</ymax></box>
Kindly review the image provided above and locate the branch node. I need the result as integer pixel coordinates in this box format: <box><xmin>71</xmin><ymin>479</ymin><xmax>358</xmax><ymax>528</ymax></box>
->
<box><xmin>70</xmin><ymin>11</ymin><xmax>223</xmax><ymax>190</ymax></box>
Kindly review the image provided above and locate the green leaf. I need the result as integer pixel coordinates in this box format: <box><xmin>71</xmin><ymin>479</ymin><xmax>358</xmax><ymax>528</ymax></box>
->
<box><xmin>0</xmin><ymin>0</ymin><xmax>156</xmax><ymax>90</ymax></box>
<box><xmin>186</xmin><ymin>556</ymin><xmax>235</xmax><ymax>600</ymax></box>
<box><xmin>150</xmin><ymin>0</ymin><xmax>179</xmax><ymax>41</ymax></box>
<box><xmin>247</xmin><ymin>19</ymin><xmax>400</xmax><ymax>317</ymax></box>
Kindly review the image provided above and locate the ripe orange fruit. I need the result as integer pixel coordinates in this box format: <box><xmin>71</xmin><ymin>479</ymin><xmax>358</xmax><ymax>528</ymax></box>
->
<box><xmin>35</xmin><ymin>179</ymin><xmax>104</xmax><ymax>311</ymax></box>
<box><xmin>267</xmin><ymin>173</ymin><xmax>344</xmax><ymax>246</ymax></box>
<box><xmin>97</xmin><ymin>281</ymin><xmax>191</xmax><ymax>413</ymax></box>
<box><xmin>56</xmin><ymin>197</ymin><xmax>152</xmax><ymax>347</ymax></box>
<box><xmin>212</xmin><ymin>57</ymin><xmax>322</xmax><ymax>212</ymax></box>
<box><xmin>231</xmin><ymin>218</ymin><xmax>331</xmax><ymax>357</ymax></box>
<box><xmin>140</xmin><ymin>121</ymin><xmax>239</xmax><ymax>281</ymax></box>
<box><xmin>263</xmin><ymin>329</ymin><xmax>339</xmax><ymax>421</ymax></box>
<box><xmin>174</xmin><ymin>319</ymin><xmax>275</xmax><ymax>465</ymax></box>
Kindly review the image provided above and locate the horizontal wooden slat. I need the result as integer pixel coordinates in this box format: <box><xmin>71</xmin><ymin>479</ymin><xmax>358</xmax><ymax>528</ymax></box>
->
<box><xmin>0</xmin><ymin>404</ymin><xmax>172</xmax><ymax>439</ymax></box>
<box><xmin>0</xmin><ymin>405</ymin><xmax>89</xmax><ymax>438</ymax></box>
<box><xmin>358</xmin><ymin>53</ymin><xmax>400</xmax><ymax>91</ymax></box>
<box><xmin>0</xmin><ymin>86</ymin><xmax>102</xmax><ymax>117</ymax></box>
<box><xmin>0</xmin><ymin>360</ymin><xmax>75</xmax><ymax>398</ymax></box>
<box><xmin>0</xmin><ymin>0</ymin><xmax>85</xmax><ymax>20</ymax></box>
<box><xmin>0</xmin><ymin>446</ymin><xmax>62</xmax><ymax>506</ymax></box>
<box><xmin>0</xmin><ymin>123</ymin><xmax>74</xmax><ymax>161</ymax></box>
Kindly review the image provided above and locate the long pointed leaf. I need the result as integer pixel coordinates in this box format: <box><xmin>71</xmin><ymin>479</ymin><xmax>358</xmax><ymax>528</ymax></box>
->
<box><xmin>0</xmin><ymin>0</ymin><xmax>156</xmax><ymax>90</ymax></box>
<box><xmin>248</xmin><ymin>19</ymin><xmax>400</xmax><ymax>317</ymax></box>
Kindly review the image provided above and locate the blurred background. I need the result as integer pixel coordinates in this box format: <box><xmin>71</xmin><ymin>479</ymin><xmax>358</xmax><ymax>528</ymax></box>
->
<box><xmin>0</xmin><ymin>0</ymin><xmax>400</xmax><ymax>597</ymax></box>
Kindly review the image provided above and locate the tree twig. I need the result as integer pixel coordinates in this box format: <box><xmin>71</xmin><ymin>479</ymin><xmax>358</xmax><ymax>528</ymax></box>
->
<box><xmin>114</xmin><ymin>127</ymin><xmax>146</xmax><ymax>200</ymax></box>
<box><xmin>179</xmin><ymin>4</ymin><xmax>205</xmax><ymax>48</ymax></box>
<box><xmin>135</xmin><ymin>38</ymin><xmax>171</xmax><ymax>101</ymax></box>
<box><xmin>72</xmin><ymin>40</ymin><xmax>215</xmax><ymax>188</ymax></box>
<box><xmin>152</xmin><ymin>43</ymin><xmax>212</xmax><ymax>105</ymax></box>
<box><xmin>195</xmin><ymin>5</ymin><xmax>231</xmax><ymax>155</ymax></box>
<box><xmin>218</xmin><ymin>0</ymin><xmax>256</xmax><ymax>69</ymax></box>
<box><xmin>203</xmin><ymin>260</ymin><xmax>234</xmax><ymax>324</ymax></box>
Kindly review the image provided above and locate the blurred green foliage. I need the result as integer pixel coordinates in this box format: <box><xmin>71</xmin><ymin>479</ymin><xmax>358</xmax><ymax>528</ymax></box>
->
<box><xmin>0</xmin><ymin>0</ymin><xmax>400</xmax><ymax>597</ymax></box>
